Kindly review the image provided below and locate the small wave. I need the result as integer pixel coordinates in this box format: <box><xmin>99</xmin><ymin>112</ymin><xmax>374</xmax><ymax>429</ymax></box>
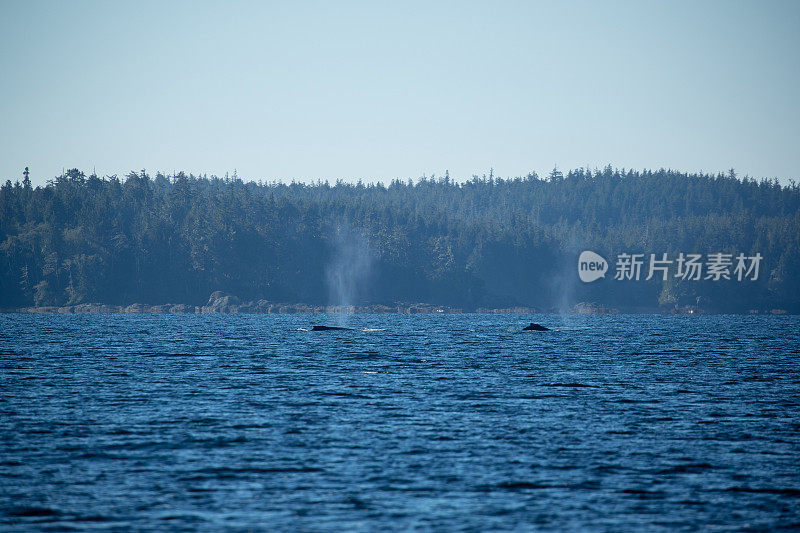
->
<box><xmin>344</xmin><ymin>495</ymin><xmax>370</xmax><ymax>510</ymax></box>
<box><xmin>593</xmin><ymin>464</ymin><xmax>624</xmax><ymax>473</ymax></box>
<box><xmin>656</xmin><ymin>463</ymin><xmax>714</xmax><ymax>475</ymax></box>
<box><xmin>493</xmin><ymin>481</ymin><xmax>555</xmax><ymax>491</ymax></box>
<box><xmin>317</xmin><ymin>391</ymin><xmax>372</xmax><ymax>399</ymax></box>
<box><xmin>677</xmin><ymin>499</ymin><xmax>709</xmax><ymax>505</ymax></box>
<box><xmin>7</xmin><ymin>507</ymin><xmax>60</xmax><ymax>518</ymax></box>
<box><xmin>76</xmin><ymin>452</ymin><xmax>127</xmax><ymax>460</ymax></box>
<box><xmin>178</xmin><ymin>466</ymin><xmax>324</xmax><ymax>481</ymax></box>
<box><xmin>620</xmin><ymin>488</ymin><xmax>666</xmax><ymax>499</ymax></box>
<box><xmin>723</xmin><ymin>487</ymin><xmax>800</xmax><ymax>497</ymax></box>
<box><xmin>133</xmin><ymin>351</ymin><xmax>215</xmax><ymax>357</ymax></box>
<box><xmin>75</xmin><ymin>515</ymin><xmax>111</xmax><ymax>522</ymax></box>
<box><xmin>540</xmin><ymin>382</ymin><xmax>597</xmax><ymax>388</ymax></box>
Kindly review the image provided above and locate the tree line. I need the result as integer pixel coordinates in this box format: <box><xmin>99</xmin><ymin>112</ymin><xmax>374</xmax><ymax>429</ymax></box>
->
<box><xmin>1</xmin><ymin>166</ymin><xmax>798</xmax><ymax>312</ymax></box>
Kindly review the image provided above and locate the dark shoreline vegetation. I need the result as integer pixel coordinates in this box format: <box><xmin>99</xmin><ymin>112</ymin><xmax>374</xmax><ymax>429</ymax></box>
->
<box><xmin>1</xmin><ymin>167</ymin><xmax>799</xmax><ymax>314</ymax></box>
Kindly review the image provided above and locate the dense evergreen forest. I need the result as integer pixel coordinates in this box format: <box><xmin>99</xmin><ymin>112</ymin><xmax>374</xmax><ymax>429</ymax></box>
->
<box><xmin>1</xmin><ymin>167</ymin><xmax>798</xmax><ymax>313</ymax></box>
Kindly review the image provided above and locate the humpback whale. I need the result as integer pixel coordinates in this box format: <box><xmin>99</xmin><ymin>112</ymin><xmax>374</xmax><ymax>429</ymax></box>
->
<box><xmin>311</xmin><ymin>325</ymin><xmax>354</xmax><ymax>331</ymax></box>
<box><xmin>522</xmin><ymin>322</ymin><xmax>550</xmax><ymax>331</ymax></box>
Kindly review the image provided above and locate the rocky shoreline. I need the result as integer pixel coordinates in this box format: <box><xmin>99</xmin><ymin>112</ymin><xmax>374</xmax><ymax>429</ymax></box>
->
<box><xmin>7</xmin><ymin>292</ymin><xmax>790</xmax><ymax>315</ymax></box>
<box><xmin>11</xmin><ymin>291</ymin><xmax>536</xmax><ymax>315</ymax></box>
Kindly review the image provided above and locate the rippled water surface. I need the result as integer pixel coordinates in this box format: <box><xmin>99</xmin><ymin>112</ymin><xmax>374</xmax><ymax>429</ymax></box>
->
<box><xmin>1</xmin><ymin>313</ymin><xmax>799</xmax><ymax>531</ymax></box>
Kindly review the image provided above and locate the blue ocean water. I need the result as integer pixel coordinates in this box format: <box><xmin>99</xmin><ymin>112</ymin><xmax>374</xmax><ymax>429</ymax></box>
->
<box><xmin>1</xmin><ymin>313</ymin><xmax>799</xmax><ymax>531</ymax></box>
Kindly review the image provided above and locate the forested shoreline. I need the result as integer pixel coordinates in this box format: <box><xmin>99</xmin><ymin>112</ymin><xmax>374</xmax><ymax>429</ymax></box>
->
<box><xmin>1</xmin><ymin>167</ymin><xmax>798</xmax><ymax>313</ymax></box>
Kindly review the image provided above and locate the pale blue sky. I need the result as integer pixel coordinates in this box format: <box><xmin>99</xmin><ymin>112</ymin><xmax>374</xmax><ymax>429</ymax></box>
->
<box><xmin>1</xmin><ymin>0</ymin><xmax>799</xmax><ymax>186</ymax></box>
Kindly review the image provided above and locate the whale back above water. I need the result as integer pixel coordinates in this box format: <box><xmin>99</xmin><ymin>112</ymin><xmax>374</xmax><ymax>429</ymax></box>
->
<box><xmin>522</xmin><ymin>323</ymin><xmax>550</xmax><ymax>331</ymax></box>
<box><xmin>311</xmin><ymin>325</ymin><xmax>354</xmax><ymax>331</ymax></box>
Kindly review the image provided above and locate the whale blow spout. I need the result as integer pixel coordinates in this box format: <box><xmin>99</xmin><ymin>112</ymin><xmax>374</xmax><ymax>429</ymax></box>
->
<box><xmin>523</xmin><ymin>323</ymin><xmax>550</xmax><ymax>331</ymax></box>
<box><xmin>311</xmin><ymin>325</ymin><xmax>354</xmax><ymax>331</ymax></box>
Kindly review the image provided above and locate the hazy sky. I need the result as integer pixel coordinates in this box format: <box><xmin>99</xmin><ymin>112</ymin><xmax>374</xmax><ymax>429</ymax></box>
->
<box><xmin>1</xmin><ymin>1</ymin><xmax>799</xmax><ymax>186</ymax></box>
